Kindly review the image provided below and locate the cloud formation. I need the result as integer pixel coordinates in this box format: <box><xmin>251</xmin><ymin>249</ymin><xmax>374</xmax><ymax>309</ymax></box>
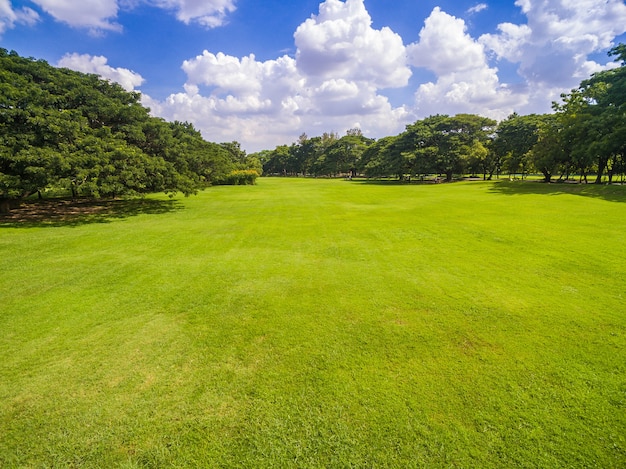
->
<box><xmin>0</xmin><ymin>0</ymin><xmax>39</xmax><ymax>35</ymax></box>
<box><xmin>25</xmin><ymin>0</ymin><xmax>236</xmax><ymax>33</ymax></box>
<box><xmin>148</xmin><ymin>0</ymin><xmax>411</xmax><ymax>149</ymax></box>
<box><xmin>150</xmin><ymin>0</ymin><xmax>236</xmax><ymax>28</ymax></box>
<box><xmin>32</xmin><ymin>0</ymin><xmax>121</xmax><ymax>32</ymax></box>
<box><xmin>407</xmin><ymin>7</ymin><xmax>519</xmax><ymax>119</ymax></box>
<box><xmin>479</xmin><ymin>0</ymin><xmax>626</xmax><ymax>113</ymax></box>
<box><xmin>294</xmin><ymin>0</ymin><xmax>410</xmax><ymax>88</ymax></box>
<box><xmin>58</xmin><ymin>53</ymin><xmax>145</xmax><ymax>91</ymax></box>
<box><xmin>468</xmin><ymin>3</ymin><xmax>488</xmax><ymax>14</ymax></box>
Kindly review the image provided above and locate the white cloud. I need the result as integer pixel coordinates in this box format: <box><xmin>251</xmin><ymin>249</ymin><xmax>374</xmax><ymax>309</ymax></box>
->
<box><xmin>294</xmin><ymin>0</ymin><xmax>410</xmax><ymax>88</ymax></box>
<box><xmin>27</xmin><ymin>0</ymin><xmax>236</xmax><ymax>33</ymax></box>
<box><xmin>480</xmin><ymin>0</ymin><xmax>626</xmax><ymax>89</ymax></box>
<box><xmin>32</xmin><ymin>0</ymin><xmax>121</xmax><ymax>33</ymax></box>
<box><xmin>148</xmin><ymin>0</ymin><xmax>411</xmax><ymax>150</ymax></box>
<box><xmin>407</xmin><ymin>7</ymin><xmax>485</xmax><ymax>75</ymax></box>
<box><xmin>0</xmin><ymin>0</ymin><xmax>39</xmax><ymax>35</ymax></box>
<box><xmin>143</xmin><ymin>0</ymin><xmax>626</xmax><ymax>151</ymax></box>
<box><xmin>468</xmin><ymin>3</ymin><xmax>488</xmax><ymax>14</ymax></box>
<box><xmin>58</xmin><ymin>53</ymin><xmax>145</xmax><ymax>91</ymax></box>
<box><xmin>407</xmin><ymin>7</ymin><xmax>522</xmax><ymax>119</ymax></box>
<box><xmin>149</xmin><ymin>0</ymin><xmax>236</xmax><ymax>28</ymax></box>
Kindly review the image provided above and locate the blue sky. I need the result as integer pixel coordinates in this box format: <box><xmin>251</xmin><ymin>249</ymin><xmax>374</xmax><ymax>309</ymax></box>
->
<box><xmin>2</xmin><ymin>0</ymin><xmax>626</xmax><ymax>151</ymax></box>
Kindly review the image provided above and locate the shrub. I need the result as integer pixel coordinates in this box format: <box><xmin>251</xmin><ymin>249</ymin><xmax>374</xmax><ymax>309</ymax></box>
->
<box><xmin>216</xmin><ymin>169</ymin><xmax>259</xmax><ymax>185</ymax></box>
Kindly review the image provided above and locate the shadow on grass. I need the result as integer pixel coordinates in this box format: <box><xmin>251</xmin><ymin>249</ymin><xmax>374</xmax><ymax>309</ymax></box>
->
<box><xmin>347</xmin><ymin>178</ymin><xmax>443</xmax><ymax>186</ymax></box>
<box><xmin>0</xmin><ymin>198</ymin><xmax>184</xmax><ymax>228</ymax></box>
<box><xmin>488</xmin><ymin>180</ymin><xmax>626</xmax><ymax>203</ymax></box>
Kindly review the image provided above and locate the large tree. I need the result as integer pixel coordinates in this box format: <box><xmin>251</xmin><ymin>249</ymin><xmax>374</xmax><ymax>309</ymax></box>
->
<box><xmin>555</xmin><ymin>44</ymin><xmax>626</xmax><ymax>183</ymax></box>
<box><xmin>401</xmin><ymin>114</ymin><xmax>496</xmax><ymax>182</ymax></box>
<box><xmin>0</xmin><ymin>49</ymin><xmax>236</xmax><ymax>212</ymax></box>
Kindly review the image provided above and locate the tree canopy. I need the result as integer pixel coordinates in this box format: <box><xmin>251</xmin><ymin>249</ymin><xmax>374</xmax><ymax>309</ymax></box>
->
<box><xmin>0</xmin><ymin>49</ymin><xmax>250</xmax><ymax>211</ymax></box>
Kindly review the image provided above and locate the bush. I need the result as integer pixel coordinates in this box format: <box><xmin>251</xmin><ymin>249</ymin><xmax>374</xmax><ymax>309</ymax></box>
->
<box><xmin>216</xmin><ymin>169</ymin><xmax>259</xmax><ymax>185</ymax></box>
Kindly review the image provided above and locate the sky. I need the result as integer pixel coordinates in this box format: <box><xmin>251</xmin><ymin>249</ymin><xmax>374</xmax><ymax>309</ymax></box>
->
<box><xmin>2</xmin><ymin>0</ymin><xmax>626</xmax><ymax>152</ymax></box>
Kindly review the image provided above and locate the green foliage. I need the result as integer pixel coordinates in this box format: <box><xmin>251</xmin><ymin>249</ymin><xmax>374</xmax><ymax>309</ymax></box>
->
<box><xmin>215</xmin><ymin>169</ymin><xmax>259</xmax><ymax>185</ymax></box>
<box><xmin>262</xmin><ymin>131</ymin><xmax>372</xmax><ymax>177</ymax></box>
<box><xmin>384</xmin><ymin>114</ymin><xmax>497</xmax><ymax>181</ymax></box>
<box><xmin>554</xmin><ymin>43</ymin><xmax>626</xmax><ymax>183</ymax></box>
<box><xmin>263</xmin><ymin>116</ymin><xmax>497</xmax><ymax>182</ymax></box>
<box><xmin>529</xmin><ymin>114</ymin><xmax>566</xmax><ymax>182</ymax></box>
<box><xmin>0</xmin><ymin>49</ymin><xmax>243</xmax><ymax>209</ymax></box>
<box><xmin>493</xmin><ymin>113</ymin><xmax>544</xmax><ymax>179</ymax></box>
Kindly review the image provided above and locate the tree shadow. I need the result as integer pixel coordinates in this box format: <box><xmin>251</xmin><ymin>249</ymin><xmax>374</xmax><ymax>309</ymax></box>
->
<box><xmin>0</xmin><ymin>198</ymin><xmax>184</xmax><ymax>228</ymax></box>
<box><xmin>348</xmin><ymin>178</ymin><xmax>443</xmax><ymax>186</ymax></box>
<box><xmin>488</xmin><ymin>180</ymin><xmax>626</xmax><ymax>203</ymax></box>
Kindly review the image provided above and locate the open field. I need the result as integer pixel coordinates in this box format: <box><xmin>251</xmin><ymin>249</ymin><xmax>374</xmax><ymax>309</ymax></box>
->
<box><xmin>1</xmin><ymin>178</ymin><xmax>625</xmax><ymax>467</ymax></box>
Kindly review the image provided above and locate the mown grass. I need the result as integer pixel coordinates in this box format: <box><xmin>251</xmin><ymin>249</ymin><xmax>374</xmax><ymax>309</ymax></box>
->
<box><xmin>1</xmin><ymin>178</ymin><xmax>625</xmax><ymax>467</ymax></box>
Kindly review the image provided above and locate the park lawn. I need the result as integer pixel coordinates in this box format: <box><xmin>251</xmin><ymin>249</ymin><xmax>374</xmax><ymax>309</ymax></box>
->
<box><xmin>0</xmin><ymin>178</ymin><xmax>625</xmax><ymax>467</ymax></box>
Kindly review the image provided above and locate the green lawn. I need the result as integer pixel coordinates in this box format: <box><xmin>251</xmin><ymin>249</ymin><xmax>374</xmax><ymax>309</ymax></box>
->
<box><xmin>1</xmin><ymin>178</ymin><xmax>625</xmax><ymax>467</ymax></box>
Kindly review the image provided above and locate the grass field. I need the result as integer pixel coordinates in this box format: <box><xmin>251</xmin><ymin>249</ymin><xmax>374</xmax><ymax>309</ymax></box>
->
<box><xmin>1</xmin><ymin>178</ymin><xmax>625</xmax><ymax>467</ymax></box>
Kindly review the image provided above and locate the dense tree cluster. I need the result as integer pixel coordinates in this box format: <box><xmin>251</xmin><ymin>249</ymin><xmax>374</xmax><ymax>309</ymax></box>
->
<box><xmin>258</xmin><ymin>129</ymin><xmax>373</xmax><ymax>178</ymax></box>
<box><xmin>0</xmin><ymin>49</ymin><xmax>259</xmax><ymax>212</ymax></box>
<box><xmin>259</xmin><ymin>45</ymin><xmax>626</xmax><ymax>184</ymax></box>
<box><xmin>551</xmin><ymin>44</ymin><xmax>626</xmax><ymax>183</ymax></box>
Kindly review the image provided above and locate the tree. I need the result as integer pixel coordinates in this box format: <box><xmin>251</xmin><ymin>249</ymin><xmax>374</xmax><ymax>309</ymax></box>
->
<box><xmin>426</xmin><ymin>114</ymin><xmax>496</xmax><ymax>182</ymax></box>
<box><xmin>554</xmin><ymin>43</ymin><xmax>626</xmax><ymax>183</ymax></box>
<box><xmin>362</xmin><ymin>136</ymin><xmax>399</xmax><ymax>178</ymax></box>
<box><xmin>529</xmin><ymin>115</ymin><xmax>565</xmax><ymax>183</ymax></box>
<box><xmin>0</xmin><ymin>49</ymin><xmax>235</xmax><ymax>211</ymax></box>
<box><xmin>325</xmin><ymin>132</ymin><xmax>372</xmax><ymax>177</ymax></box>
<box><xmin>494</xmin><ymin>113</ymin><xmax>544</xmax><ymax>180</ymax></box>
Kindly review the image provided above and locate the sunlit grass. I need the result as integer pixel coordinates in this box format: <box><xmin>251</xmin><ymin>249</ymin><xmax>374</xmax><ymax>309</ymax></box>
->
<box><xmin>1</xmin><ymin>178</ymin><xmax>625</xmax><ymax>467</ymax></box>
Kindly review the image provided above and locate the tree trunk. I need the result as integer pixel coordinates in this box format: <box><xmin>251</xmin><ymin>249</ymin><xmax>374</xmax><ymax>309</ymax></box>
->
<box><xmin>0</xmin><ymin>199</ymin><xmax>10</xmax><ymax>214</ymax></box>
<box><xmin>595</xmin><ymin>157</ymin><xmax>608</xmax><ymax>184</ymax></box>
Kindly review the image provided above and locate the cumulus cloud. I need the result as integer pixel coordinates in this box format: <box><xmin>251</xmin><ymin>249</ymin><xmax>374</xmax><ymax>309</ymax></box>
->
<box><xmin>27</xmin><ymin>0</ymin><xmax>236</xmax><ymax>33</ymax></box>
<box><xmin>407</xmin><ymin>7</ymin><xmax>521</xmax><ymax>119</ymax></box>
<box><xmin>294</xmin><ymin>0</ymin><xmax>410</xmax><ymax>88</ymax></box>
<box><xmin>0</xmin><ymin>0</ymin><xmax>39</xmax><ymax>35</ymax></box>
<box><xmin>149</xmin><ymin>0</ymin><xmax>411</xmax><ymax>150</ymax></box>
<box><xmin>31</xmin><ymin>0</ymin><xmax>121</xmax><ymax>33</ymax></box>
<box><xmin>58</xmin><ymin>53</ymin><xmax>145</xmax><ymax>91</ymax></box>
<box><xmin>408</xmin><ymin>7</ymin><xmax>485</xmax><ymax>75</ymax></box>
<box><xmin>480</xmin><ymin>0</ymin><xmax>626</xmax><ymax>87</ymax></box>
<box><xmin>142</xmin><ymin>0</ymin><xmax>626</xmax><ymax>150</ymax></box>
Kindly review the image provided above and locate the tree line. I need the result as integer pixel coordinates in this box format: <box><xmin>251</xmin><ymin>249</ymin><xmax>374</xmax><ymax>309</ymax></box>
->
<box><xmin>257</xmin><ymin>44</ymin><xmax>626</xmax><ymax>184</ymax></box>
<box><xmin>0</xmin><ymin>49</ymin><xmax>261</xmax><ymax>212</ymax></box>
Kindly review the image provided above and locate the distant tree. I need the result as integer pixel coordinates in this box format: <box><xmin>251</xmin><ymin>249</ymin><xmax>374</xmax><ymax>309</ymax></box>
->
<box><xmin>220</xmin><ymin>141</ymin><xmax>247</xmax><ymax>164</ymax></box>
<box><xmin>325</xmin><ymin>133</ymin><xmax>372</xmax><ymax>177</ymax></box>
<box><xmin>346</xmin><ymin>127</ymin><xmax>363</xmax><ymax>137</ymax></box>
<box><xmin>263</xmin><ymin>145</ymin><xmax>291</xmax><ymax>175</ymax></box>
<box><xmin>466</xmin><ymin>140</ymin><xmax>491</xmax><ymax>180</ymax></box>
<box><xmin>494</xmin><ymin>113</ymin><xmax>544</xmax><ymax>179</ymax></box>
<box><xmin>407</xmin><ymin>114</ymin><xmax>496</xmax><ymax>181</ymax></box>
<box><xmin>529</xmin><ymin>115</ymin><xmax>566</xmax><ymax>182</ymax></box>
<box><xmin>363</xmin><ymin>136</ymin><xmax>409</xmax><ymax>179</ymax></box>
